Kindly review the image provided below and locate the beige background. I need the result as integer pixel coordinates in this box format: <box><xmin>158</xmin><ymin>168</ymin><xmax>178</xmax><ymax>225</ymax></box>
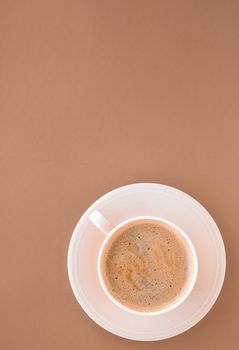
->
<box><xmin>1</xmin><ymin>1</ymin><xmax>239</xmax><ymax>349</ymax></box>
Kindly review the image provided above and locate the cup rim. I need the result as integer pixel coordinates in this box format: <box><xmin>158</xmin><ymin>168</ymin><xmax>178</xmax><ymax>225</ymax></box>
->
<box><xmin>97</xmin><ymin>215</ymin><xmax>198</xmax><ymax>316</ymax></box>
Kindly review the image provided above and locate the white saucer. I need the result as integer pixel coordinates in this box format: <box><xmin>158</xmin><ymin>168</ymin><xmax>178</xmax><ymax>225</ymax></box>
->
<box><xmin>67</xmin><ymin>183</ymin><xmax>226</xmax><ymax>341</ymax></box>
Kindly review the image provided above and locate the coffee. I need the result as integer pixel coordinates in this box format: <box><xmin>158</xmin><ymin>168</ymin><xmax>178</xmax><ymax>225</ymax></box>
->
<box><xmin>100</xmin><ymin>220</ymin><xmax>194</xmax><ymax>312</ymax></box>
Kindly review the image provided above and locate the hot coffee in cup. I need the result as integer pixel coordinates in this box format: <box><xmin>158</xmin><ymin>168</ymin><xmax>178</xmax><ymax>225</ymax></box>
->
<box><xmin>90</xmin><ymin>212</ymin><xmax>197</xmax><ymax>315</ymax></box>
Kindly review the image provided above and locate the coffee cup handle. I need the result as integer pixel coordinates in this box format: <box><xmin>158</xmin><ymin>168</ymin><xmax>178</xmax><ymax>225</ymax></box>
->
<box><xmin>89</xmin><ymin>210</ymin><xmax>115</xmax><ymax>235</ymax></box>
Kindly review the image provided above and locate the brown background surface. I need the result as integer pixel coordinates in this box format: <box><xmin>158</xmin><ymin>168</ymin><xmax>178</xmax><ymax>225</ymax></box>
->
<box><xmin>1</xmin><ymin>1</ymin><xmax>239</xmax><ymax>349</ymax></box>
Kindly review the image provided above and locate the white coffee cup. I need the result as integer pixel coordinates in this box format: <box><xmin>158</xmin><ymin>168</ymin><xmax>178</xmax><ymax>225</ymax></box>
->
<box><xmin>90</xmin><ymin>210</ymin><xmax>198</xmax><ymax>316</ymax></box>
